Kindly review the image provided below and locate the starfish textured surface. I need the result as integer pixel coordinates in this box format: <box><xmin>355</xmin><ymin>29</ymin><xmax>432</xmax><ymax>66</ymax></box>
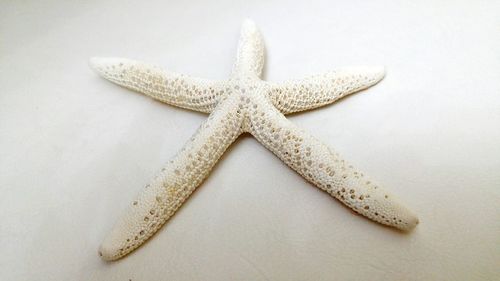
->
<box><xmin>90</xmin><ymin>20</ymin><xmax>418</xmax><ymax>261</ymax></box>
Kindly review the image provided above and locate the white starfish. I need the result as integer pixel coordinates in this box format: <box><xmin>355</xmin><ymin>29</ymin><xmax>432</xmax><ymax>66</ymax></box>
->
<box><xmin>90</xmin><ymin>20</ymin><xmax>418</xmax><ymax>261</ymax></box>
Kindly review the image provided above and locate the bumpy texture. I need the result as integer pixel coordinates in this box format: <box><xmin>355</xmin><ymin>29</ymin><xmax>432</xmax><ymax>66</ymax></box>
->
<box><xmin>90</xmin><ymin>19</ymin><xmax>418</xmax><ymax>261</ymax></box>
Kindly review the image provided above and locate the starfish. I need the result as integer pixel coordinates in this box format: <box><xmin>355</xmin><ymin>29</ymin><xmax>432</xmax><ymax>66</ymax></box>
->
<box><xmin>90</xmin><ymin>20</ymin><xmax>418</xmax><ymax>261</ymax></box>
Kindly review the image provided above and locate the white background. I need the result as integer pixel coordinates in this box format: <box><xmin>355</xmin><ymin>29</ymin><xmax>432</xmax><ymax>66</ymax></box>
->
<box><xmin>1</xmin><ymin>0</ymin><xmax>499</xmax><ymax>280</ymax></box>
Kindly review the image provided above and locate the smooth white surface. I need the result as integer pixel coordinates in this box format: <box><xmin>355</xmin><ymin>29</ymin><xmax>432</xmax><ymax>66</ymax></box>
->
<box><xmin>1</xmin><ymin>0</ymin><xmax>499</xmax><ymax>280</ymax></box>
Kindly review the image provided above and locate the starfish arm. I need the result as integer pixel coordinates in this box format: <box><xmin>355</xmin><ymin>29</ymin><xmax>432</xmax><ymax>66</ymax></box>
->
<box><xmin>231</xmin><ymin>19</ymin><xmax>265</xmax><ymax>79</ymax></box>
<box><xmin>99</xmin><ymin>97</ymin><xmax>243</xmax><ymax>261</ymax></box>
<box><xmin>267</xmin><ymin>67</ymin><xmax>385</xmax><ymax>114</ymax></box>
<box><xmin>89</xmin><ymin>57</ymin><xmax>227</xmax><ymax>113</ymax></box>
<box><xmin>248</xmin><ymin>99</ymin><xmax>418</xmax><ymax>231</ymax></box>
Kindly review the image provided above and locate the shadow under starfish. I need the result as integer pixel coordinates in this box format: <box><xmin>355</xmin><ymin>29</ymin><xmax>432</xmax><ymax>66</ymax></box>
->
<box><xmin>90</xmin><ymin>19</ymin><xmax>418</xmax><ymax>261</ymax></box>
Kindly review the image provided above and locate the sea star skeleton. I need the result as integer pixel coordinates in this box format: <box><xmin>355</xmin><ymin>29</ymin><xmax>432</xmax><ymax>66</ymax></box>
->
<box><xmin>90</xmin><ymin>20</ymin><xmax>418</xmax><ymax>261</ymax></box>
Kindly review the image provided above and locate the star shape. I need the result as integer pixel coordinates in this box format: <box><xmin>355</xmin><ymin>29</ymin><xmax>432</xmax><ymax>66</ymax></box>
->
<box><xmin>90</xmin><ymin>20</ymin><xmax>418</xmax><ymax>261</ymax></box>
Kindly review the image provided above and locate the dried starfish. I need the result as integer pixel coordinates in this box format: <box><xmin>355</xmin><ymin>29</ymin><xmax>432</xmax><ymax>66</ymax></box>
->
<box><xmin>90</xmin><ymin>20</ymin><xmax>418</xmax><ymax>261</ymax></box>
